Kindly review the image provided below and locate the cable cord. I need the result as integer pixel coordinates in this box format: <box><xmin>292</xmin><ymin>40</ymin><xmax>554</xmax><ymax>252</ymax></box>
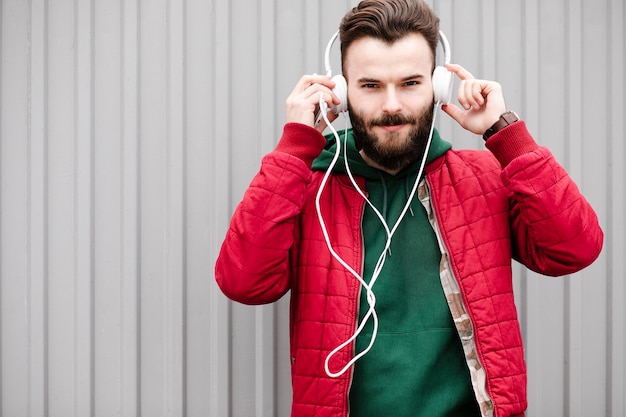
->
<box><xmin>315</xmin><ymin>93</ymin><xmax>439</xmax><ymax>378</ymax></box>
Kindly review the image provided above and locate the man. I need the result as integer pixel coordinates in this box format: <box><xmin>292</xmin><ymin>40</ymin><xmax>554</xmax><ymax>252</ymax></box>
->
<box><xmin>215</xmin><ymin>0</ymin><xmax>603</xmax><ymax>416</ymax></box>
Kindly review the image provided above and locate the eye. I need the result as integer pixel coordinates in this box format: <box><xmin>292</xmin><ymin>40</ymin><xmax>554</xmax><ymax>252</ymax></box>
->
<box><xmin>403</xmin><ymin>80</ymin><xmax>420</xmax><ymax>87</ymax></box>
<box><xmin>362</xmin><ymin>83</ymin><xmax>379</xmax><ymax>89</ymax></box>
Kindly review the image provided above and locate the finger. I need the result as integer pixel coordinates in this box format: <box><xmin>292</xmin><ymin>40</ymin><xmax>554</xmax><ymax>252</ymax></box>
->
<box><xmin>465</xmin><ymin>80</ymin><xmax>485</xmax><ymax>109</ymax></box>
<box><xmin>300</xmin><ymin>73</ymin><xmax>340</xmax><ymax>103</ymax></box>
<box><xmin>457</xmin><ymin>80</ymin><xmax>484</xmax><ymax>110</ymax></box>
<box><xmin>456</xmin><ymin>81</ymin><xmax>472</xmax><ymax>110</ymax></box>
<box><xmin>446</xmin><ymin>63</ymin><xmax>475</xmax><ymax>81</ymax></box>
<box><xmin>285</xmin><ymin>87</ymin><xmax>329</xmax><ymax>126</ymax></box>
<box><xmin>315</xmin><ymin>116</ymin><xmax>328</xmax><ymax>132</ymax></box>
<box><xmin>297</xmin><ymin>74</ymin><xmax>336</xmax><ymax>93</ymax></box>
<box><xmin>316</xmin><ymin>111</ymin><xmax>339</xmax><ymax>133</ymax></box>
<box><xmin>307</xmin><ymin>89</ymin><xmax>337</xmax><ymax>110</ymax></box>
<box><xmin>294</xmin><ymin>75</ymin><xmax>314</xmax><ymax>92</ymax></box>
<box><xmin>441</xmin><ymin>102</ymin><xmax>466</xmax><ymax>125</ymax></box>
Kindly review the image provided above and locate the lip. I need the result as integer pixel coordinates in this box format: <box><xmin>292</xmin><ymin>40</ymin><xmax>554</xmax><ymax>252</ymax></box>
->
<box><xmin>378</xmin><ymin>124</ymin><xmax>407</xmax><ymax>133</ymax></box>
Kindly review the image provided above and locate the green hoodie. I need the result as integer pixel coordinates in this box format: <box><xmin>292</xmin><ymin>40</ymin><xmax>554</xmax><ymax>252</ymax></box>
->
<box><xmin>312</xmin><ymin>129</ymin><xmax>480</xmax><ymax>416</ymax></box>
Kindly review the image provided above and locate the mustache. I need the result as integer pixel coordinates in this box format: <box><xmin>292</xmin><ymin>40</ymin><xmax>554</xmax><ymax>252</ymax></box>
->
<box><xmin>369</xmin><ymin>113</ymin><xmax>417</xmax><ymax>127</ymax></box>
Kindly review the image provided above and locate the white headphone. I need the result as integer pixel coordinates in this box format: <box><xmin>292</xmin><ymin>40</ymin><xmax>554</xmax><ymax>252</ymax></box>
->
<box><xmin>323</xmin><ymin>30</ymin><xmax>454</xmax><ymax>113</ymax></box>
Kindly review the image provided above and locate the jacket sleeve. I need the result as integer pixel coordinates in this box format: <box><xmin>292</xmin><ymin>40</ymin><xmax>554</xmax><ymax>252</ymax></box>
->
<box><xmin>214</xmin><ymin>123</ymin><xmax>326</xmax><ymax>304</ymax></box>
<box><xmin>486</xmin><ymin>121</ymin><xmax>604</xmax><ymax>276</ymax></box>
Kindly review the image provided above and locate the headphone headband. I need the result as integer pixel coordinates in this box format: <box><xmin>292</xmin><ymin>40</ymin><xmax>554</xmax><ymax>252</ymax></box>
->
<box><xmin>438</xmin><ymin>30</ymin><xmax>451</xmax><ymax>66</ymax></box>
<box><xmin>324</xmin><ymin>31</ymin><xmax>340</xmax><ymax>77</ymax></box>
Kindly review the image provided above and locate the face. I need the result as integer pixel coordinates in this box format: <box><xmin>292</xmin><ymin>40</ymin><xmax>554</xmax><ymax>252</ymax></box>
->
<box><xmin>343</xmin><ymin>33</ymin><xmax>435</xmax><ymax>173</ymax></box>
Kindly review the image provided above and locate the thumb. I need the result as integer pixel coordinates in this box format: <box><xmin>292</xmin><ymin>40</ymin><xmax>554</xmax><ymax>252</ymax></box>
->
<box><xmin>316</xmin><ymin>110</ymin><xmax>339</xmax><ymax>134</ymax></box>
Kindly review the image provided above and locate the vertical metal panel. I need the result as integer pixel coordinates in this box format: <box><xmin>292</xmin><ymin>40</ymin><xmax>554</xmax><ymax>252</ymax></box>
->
<box><xmin>75</xmin><ymin>0</ymin><xmax>95</xmax><ymax>414</ymax></box>
<box><xmin>120</xmin><ymin>0</ymin><xmax>141</xmax><ymax>415</ymax></box>
<box><xmin>0</xmin><ymin>1</ymin><xmax>624</xmax><ymax>417</ymax></box>
<box><xmin>1</xmin><ymin>0</ymin><xmax>31</xmax><ymax>415</ymax></box>
<box><xmin>93</xmin><ymin>0</ymin><xmax>122</xmax><ymax>412</ymax></box>
<box><xmin>28</xmin><ymin>0</ymin><xmax>50</xmax><ymax>415</ymax></box>
<box><xmin>209</xmin><ymin>0</ymin><xmax>233</xmax><ymax>413</ymax></box>
<box><xmin>608</xmin><ymin>1</ymin><xmax>626</xmax><ymax>415</ymax></box>
<box><xmin>46</xmin><ymin>0</ymin><xmax>78</xmax><ymax>415</ymax></box>
<box><xmin>185</xmin><ymin>0</ymin><xmax>216</xmax><ymax>414</ymax></box>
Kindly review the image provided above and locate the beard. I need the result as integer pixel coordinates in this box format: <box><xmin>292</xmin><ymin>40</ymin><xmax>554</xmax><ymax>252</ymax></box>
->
<box><xmin>349</xmin><ymin>101</ymin><xmax>434</xmax><ymax>172</ymax></box>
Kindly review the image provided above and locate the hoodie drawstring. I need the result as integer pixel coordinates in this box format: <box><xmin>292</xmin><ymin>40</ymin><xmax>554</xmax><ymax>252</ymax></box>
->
<box><xmin>375</xmin><ymin>172</ymin><xmax>393</xmax><ymax>256</ymax></box>
<box><xmin>405</xmin><ymin>175</ymin><xmax>416</xmax><ymax>217</ymax></box>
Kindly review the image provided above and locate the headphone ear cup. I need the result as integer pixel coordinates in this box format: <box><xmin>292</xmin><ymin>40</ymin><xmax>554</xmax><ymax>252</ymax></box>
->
<box><xmin>432</xmin><ymin>66</ymin><xmax>453</xmax><ymax>105</ymax></box>
<box><xmin>331</xmin><ymin>74</ymin><xmax>348</xmax><ymax>114</ymax></box>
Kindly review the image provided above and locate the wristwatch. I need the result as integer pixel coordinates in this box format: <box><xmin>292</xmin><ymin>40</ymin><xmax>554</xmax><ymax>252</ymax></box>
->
<box><xmin>482</xmin><ymin>111</ymin><xmax>519</xmax><ymax>141</ymax></box>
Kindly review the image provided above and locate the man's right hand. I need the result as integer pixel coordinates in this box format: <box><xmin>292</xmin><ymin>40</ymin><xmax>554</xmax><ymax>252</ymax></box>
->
<box><xmin>285</xmin><ymin>74</ymin><xmax>341</xmax><ymax>133</ymax></box>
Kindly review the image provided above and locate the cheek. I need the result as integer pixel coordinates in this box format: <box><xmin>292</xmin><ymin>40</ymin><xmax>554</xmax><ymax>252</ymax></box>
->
<box><xmin>406</xmin><ymin>85</ymin><xmax>434</xmax><ymax>105</ymax></box>
<box><xmin>423</xmin><ymin>84</ymin><xmax>436</xmax><ymax>105</ymax></box>
<box><xmin>347</xmin><ymin>92</ymin><xmax>376</xmax><ymax>118</ymax></box>
<box><xmin>348</xmin><ymin>90</ymin><xmax>397</xmax><ymax>119</ymax></box>
<box><xmin>407</xmin><ymin>91</ymin><xmax>435</xmax><ymax>114</ymax></box>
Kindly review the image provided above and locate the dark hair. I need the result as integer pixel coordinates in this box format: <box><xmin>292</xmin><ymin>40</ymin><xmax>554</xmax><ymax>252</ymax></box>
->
<box><xmin>339</xmin><ymin>0</ymin><xmax>440</xmax><ymax>71</ymax></box>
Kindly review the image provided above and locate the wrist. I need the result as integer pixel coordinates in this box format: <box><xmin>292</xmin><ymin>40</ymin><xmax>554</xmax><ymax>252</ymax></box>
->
<box><xmin>483</xmin><ymin>111</ymin><xmax>520</xmax><ymax>141</ymax></box>
<box><xmin>484</xmin><ymin>120</ymin><xmax>539</xmax><ymax>168</ymax></box>
<box><xmin>275</xmin><ymin>123</ymin><xmax>327</xmax><ymax>167</ymax></box>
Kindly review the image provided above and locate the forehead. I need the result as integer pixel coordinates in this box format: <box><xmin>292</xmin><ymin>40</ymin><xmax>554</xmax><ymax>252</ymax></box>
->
<box><xmin>343</xmin><ymin>33</ymin><xmax>434</xmax><ymax>80</ymax></box>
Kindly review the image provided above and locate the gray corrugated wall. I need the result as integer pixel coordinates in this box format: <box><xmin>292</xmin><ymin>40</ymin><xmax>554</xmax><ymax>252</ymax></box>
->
<box><xmin>0</xmin><ymin>0</ymin><xmax>623</xmax><ymax>416</ymax></box>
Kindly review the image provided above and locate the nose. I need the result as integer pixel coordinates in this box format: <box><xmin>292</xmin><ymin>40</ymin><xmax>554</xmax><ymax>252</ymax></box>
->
<box><xmin>381</xmin><ymin>86</ymin><xmax>402</xmax><ymax>114</ymax></box>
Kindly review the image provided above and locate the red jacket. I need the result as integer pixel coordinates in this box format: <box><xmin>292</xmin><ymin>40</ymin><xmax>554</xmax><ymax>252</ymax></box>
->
<box><xmin>215</xmin><ymin>122</ymin><xmax>603</xmax><ymax>417</ymax></box>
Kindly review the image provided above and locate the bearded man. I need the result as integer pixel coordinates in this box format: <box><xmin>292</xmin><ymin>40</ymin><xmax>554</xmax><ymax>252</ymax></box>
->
<box><xmin>215</xmin><ymin>1</ymin><xmax>603</xmax><ymax>416</ymax></box>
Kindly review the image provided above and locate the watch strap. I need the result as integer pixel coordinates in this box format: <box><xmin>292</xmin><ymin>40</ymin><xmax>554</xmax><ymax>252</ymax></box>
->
<box><xmin>483</xmin><ymin>111</ymin><xmax>519</xmax><ymax>141</ymax></box>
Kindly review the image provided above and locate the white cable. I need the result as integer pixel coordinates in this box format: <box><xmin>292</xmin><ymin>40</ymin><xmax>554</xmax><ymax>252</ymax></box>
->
<box><xmin>316</xmin><ymin>92</ymin><xmax>439</xmax><ymax>378</ymax></box>
<box><xmin>315</xmin><ymin>96</ymin><xmax>383</xmax><ymax>378</ymax></box>
<box><xmin>317</xmin><ymin>97</ymin><xmax>389</xmax><ymax>378</ymax></box>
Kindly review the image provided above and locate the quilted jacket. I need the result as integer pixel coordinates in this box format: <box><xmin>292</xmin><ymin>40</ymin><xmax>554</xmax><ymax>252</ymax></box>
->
<box><xmin>215</xmin><ymin>121</ymin><xmax>603</xmax><ymax>417</ymax></box>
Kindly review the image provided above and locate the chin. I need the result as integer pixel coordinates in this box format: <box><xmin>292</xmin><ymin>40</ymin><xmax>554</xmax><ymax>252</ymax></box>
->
<box><xmin>373</xmin><ymin>129</ymin><xmax>413</xmax><ymax>148</ymax></box>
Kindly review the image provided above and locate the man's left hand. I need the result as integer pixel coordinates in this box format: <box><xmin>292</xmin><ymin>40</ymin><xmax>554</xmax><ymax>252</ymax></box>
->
<box><xmin>441</xmin><ymin>63</ymin><xmax>507</xmax><ymax>136</ymax></box>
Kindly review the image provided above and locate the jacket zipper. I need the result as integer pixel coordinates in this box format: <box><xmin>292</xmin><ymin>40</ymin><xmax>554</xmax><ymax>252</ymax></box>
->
<box><xmin>424</xmin><ymin>177</ymin><xmax>495</xmax><ymax>417</ymax></box>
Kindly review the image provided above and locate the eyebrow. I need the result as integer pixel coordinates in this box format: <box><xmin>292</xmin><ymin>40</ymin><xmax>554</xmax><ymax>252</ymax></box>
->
<box><xmin>356</xmin><ymin>74</ymin><xmax>425</xmax><ymax>84</ymax></box>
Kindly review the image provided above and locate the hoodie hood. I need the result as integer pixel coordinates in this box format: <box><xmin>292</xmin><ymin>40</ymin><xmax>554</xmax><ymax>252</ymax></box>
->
<box><xmin>312</xmin><ymin>127</ymin><xmax>452</xmax><ymax>180</ymax></box>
